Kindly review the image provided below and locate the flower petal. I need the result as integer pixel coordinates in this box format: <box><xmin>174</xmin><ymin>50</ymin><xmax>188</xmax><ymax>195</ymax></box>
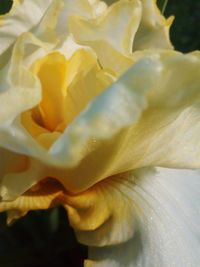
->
<box><xmin>84</xmin><ymin>167</ymin><xmax>200</xmax><ymax>267</ymax></box>
<box><xmin>0</xmin><ymin>0</ymin><xmax>53</xmax><ymax>55</ymax></box>
<box><xmin>105</xmin><ymin>51</ymin><xmax>200</xmax><ymax>171</ymax></box>
<box><xmin>69</xmin><ymin>0</ymin><xmax>141</xmax><ymax>55</ymax></box>
<box><xmin>63</xmin><ymin>173</ymin><xmax>138</xmax><ymax>246</ymax></box>
<box><xmin>0</xmin><ymin>157</ymin><xmax>45</xmax><ymax>201</ymax></box>
<box><xmin>0</xmin><ymin>179</ymin><xmax>64</xmax><ymax>224</ymax></box>
<box><xmin>1</xmin><ymin>167</ymin><xmax>200</xmax><ymax>267</ymax></box>
<box><xmin>0</xmin><ymin>32</ymin><xmax>44</xmax><ymax>126</ymax></box>
<box><xmin>133</xmin><ymin>0</ymin><xmax>173</xmax><ymax>50</ymax></box>
<box><xmin>63</xmin><ymin>49</ymin><xmax>114</xmax><ymax>126</ymax></box>
<box><xmin>104</xmin><ymin>0</ymin><xmax>173</xmax><ymax>51</ymax></box>
<box><xmin>56</xmin><ymin>0</ymin><xmax>107</xmax><ymax>36</ymax></box>
<box><xmin>68</xmin><ymin>0</ymin><xmax>141</xmax><ymax>74</ymax></box>
<box><xmin>47</xmin><ymin>50</ymin><xmax>200</xmax><ymax>193</ymax></box>
<box><xmin>0</xmin><ymin>147</ymin><xmax>27</xmax><ymax>180</ymax></box>
<box><xmin>1</xmin><ymin>50</ymin><xmax>200</xmax><ymax>196</ymax></box>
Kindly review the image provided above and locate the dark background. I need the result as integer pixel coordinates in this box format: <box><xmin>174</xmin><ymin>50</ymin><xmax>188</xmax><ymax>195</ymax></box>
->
<box><xmin>0</xmin><ymin>0</ymin><xmax>199</xmax><ymax>266</ymax></box>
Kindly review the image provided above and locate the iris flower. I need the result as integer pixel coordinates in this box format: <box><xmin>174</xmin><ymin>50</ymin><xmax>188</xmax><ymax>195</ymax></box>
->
<box><xmin>0</xmin><ymin>0</ymin><xmax>200</xmax><ymax>266</ymax></box>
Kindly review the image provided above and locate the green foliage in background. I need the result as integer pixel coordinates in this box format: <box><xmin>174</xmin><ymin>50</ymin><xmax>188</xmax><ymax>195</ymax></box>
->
<box><xmin>0</xmin><ymin>0</ymin><xmax>199</xmax><ymax>266</ymax></box>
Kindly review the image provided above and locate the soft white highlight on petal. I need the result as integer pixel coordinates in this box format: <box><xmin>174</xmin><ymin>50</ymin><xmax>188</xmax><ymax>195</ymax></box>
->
<box><xmin>0</xmin><ymin>33</ymin><xmax>44</xmax><ymax>126</ymax></box>
<box><xmin>69</xmin><ymin>0</ymin><xmax>142</xmax><ymax>55</ymax></box>
<box><xmin>85</xmin><ymin>168</ymin><xmax>200</xmax><ymax>267</ymax></box>
<box><xmin>68</xmin><ymin>0</ymin><xmax>141</xmax><ymax>74</ymax></box>
<box><xmin>1</xmin><ymin>51</ymin><xmax>200</xmax><ymax>197</ymax></box>
<box><xmin>56</xmin><ymin>0</ymin><xmax>107</xmax><ymax>36</ymax></box>
<box><xmin>47</xmin><ymin>51</ymin><xmax>200</xmax><ymax>192</ymax></box>
<box><xmin>57</xmin><ymin>34</ymin><xmax>93</xmax><ymax>60</ymax></box>
<box><xmin>0</xmin><ymin>0</ymin><xmax>53</xmax><ymax>55</ymax></box>
<box><xmin>33</xmin><ymin>0</ymin><xmax>64</xmax><ymax>44</ymax></box>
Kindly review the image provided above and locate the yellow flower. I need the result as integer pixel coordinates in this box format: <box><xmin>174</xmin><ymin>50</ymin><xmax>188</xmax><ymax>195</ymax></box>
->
<box><xmin>0</xmin><ymin>1</ymin><xmax>200</xmax><ymax>266</ymax></box>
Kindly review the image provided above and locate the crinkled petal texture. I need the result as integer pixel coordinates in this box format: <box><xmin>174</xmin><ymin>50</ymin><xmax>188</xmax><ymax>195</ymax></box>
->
<box><xmin>1</xmin><ymin>168</ymin><xmax>200</xmax><ymax>267</ymax></box>
<box><xmin>0</xmin><ymin>30</ymin><xmax>113</xmax><ymax>200</ymax></box>
<box><xmin>0</xmin><ymin>0</ymin><xmax>172</xmax><ymax>70</ymax></box>
<box><xmin>84</xmin><ymin>168</ymin><xmax>200</xmax><ymax>267</ymax></box>
<box><xmin>0</xmin><ymin>0</ymin><xmax>174</xmax><ymax>201</ymax></box>
<box><xmin>50</xmin><ymin>50</ymin><xmax>200</xmax><ymax>193</ymax></box>
<box><xmin>0</xmin><ymin>48</ymin><xmax>200</xmax><ymax>267</ymax></box>
<box><xmin>0</xmin><ymin>1</ymin><xmax>200</xmax><ymax>266</ymax></box>
<box><xmin>0</xmin><ymin>0</ymin><xmax>53</xmax><ymax>55</ymax></box>
<box><xmin>69</xmin><ymin>0</ymin><xmax>172</xmax><ymax>74</ymax></box>
<box><xmin>1</xmin><ymin>50</ymin><xmax>200</xmax><ymax>200</ymax></box>
<box><xmin>0</xmin><ymin>178</ymin><xmax>65</xmax><ymax>224</ymax></box>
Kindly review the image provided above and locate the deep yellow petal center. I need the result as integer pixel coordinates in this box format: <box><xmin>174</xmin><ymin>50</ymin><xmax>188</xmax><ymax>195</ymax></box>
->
<box><xmin>32</xmin><ymin>52</ymin><xmax>68</xmax><ymax>132</ymax></box>
<box><xmin>21</xmin><ymin>49</ymin><xmax>113</xmax><ymax>147</ymax></box>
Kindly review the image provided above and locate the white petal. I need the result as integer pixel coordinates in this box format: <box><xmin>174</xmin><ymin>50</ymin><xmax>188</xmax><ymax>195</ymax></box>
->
<box><xmin>2</xmin><ymin>51</ymin><xmax>200</xmax><ymax>196</ymax></box>
<box><xmin>69</xmin><ymin>0</ymin><xmax>141</xmax><ymax>55</ymax></box>
<box><xmin>0</xmin><ymin>0</ymin><xmax>53</xmax><ymax>55</ymax></box>
<box><xmin>0</xmin><ymin>33</ymin><xmax>44</xmax><ymax>126</ymax></box>
<box><xmin>133</xmin><ymin>0</ymin><xmax>173</xmax><ymax>50</ymax></box>
<box><xmin>47</xmin><ymin>51</ymin><xmax>200</xmax><ymax>192</ymax></box>
<box><xmin>56</xmin><ymin>0</ymin><xmax>107</xmax><ymax>36</ymax></box>
<box><xmin>68</xmin><ymin>0</ymin><xmax>141</xmax><ymax>74</ymax></box>
<box><xmin>85</xmin><ymin>167</ymin><xmax>200</xmax><ymax>267</ymax></box>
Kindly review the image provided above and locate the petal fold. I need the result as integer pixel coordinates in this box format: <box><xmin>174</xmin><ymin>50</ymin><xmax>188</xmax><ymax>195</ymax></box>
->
<box><xmin>48</xmin><ymin>51</ymin><xmax>200</xmax><ymax>192</ymax></box>
<box><xmin>0</xmin><ymin>179</ymin><xmax>64</xmax><ymax>224</ymax></box>
<box><xmin>85</xmin><ymin>168</ymin><xmax>200</xmax><ymax>267</ymax></box>
<box><xmin>133</xmin><ymin>0</ymin><xmax>173</xmax><ymax>50</ymax></box>
<box><xmin>0</xmin><ymin>0</ymin><xmax>53</xmax><ymax>55</ymax></box>
<box><xmin>2</xmin><ymin>51</ymin><xmax>200</xmax><ymax>196</ymax></box>
<box><xmin>69</xmin><ymin>0</ymin><xmax>141</xmax><ymax>74</ymax></box>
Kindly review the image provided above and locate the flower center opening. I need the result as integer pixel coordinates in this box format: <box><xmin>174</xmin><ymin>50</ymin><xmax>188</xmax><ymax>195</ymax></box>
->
<box><xmin>31</xmin><ymin>52</ymin><xmax>69</xmax><ymax>132</ymax></box>
<box><xmin>21</xmin><ymin>50</ymin><xmax>113</xmax><ymax>148</ymax></box>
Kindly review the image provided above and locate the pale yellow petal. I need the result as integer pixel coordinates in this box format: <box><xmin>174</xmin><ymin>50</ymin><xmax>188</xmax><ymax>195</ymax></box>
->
<box><xmin>0</xmin><ymin>29</ymin><xmax>114</xmax><ymax>171</ymax></box>
<box><xmin>56</xmin><ymin>0</ymin><xmax>107</xmax><ymax>36</ymax></box>
<box><xmin>0</xmin><ymin>147</ymin><xmax>27</xmax><ymax>179</ymax></box>
<box><xmin>33</xmin><ymin>0</ymin><xmax>63</xmax><ymax>44</ymax></box>
<box><xmin>31</xmin><ymin>48</ymin><xmax>113</xmax><ymax>130</ymax></box>
<box><xmin>133</xmin><ymin>0</ymin><xmax>173</xmax><ymax>50</ymax></box>
<box><xmin>1</xmin><ymin>48</ymin><xmax>200</xmax><ymax>198</ymax></box>
<box><xmin>0</xmin><ymin>0</ymin><xmax>53</xmax><ymax>55</ymax></box>
<box><xmin>0</xmin><ymin>158</ymin><xmax>45</xmax><ymax>201</ymax></box>
<box><xmin>69</xmin><ymin>0</ymin><xmax>141</xmax><ymax>74</ymax></box>
<box><xmin>47</xmin><ymin>50</ymin><xmax>200</xmax><ymax>193</ymax></box>
<box><xmin>0</xmin><ymin>33</ymin><xmax>43</xmax><ymax>126</ymax></box>
<box><xmin>64</xmin><ymin>172</ymin><xmax>138</xmax><ymax>246</ymax></box>
<box><xmin>0</xmin><ymin>148</ymin><xmax>44</xmax><ymax>203</ymax></box>
<box><xmin>104</xmin><ymin>0</ymin><xmax>173</xmax><ymax>50</ymax></box>
<box><xmin>1</xmin><ymin>50</ymin><xmax>200</xmax><ymax>197</ymax></box>
<box><xmin>0</xmin><ymin>179</ymin><xmax>64</xmax><ymax>224</ymax></box>
<box><xmin>63</xmin><ymin>49</ymin><xmax>114</xmax><ymax>126</ymax></box>
<box><xmin>107</xmin><ymin>51</ymin><xmax>200</xmax><ymax>171</ymax></box>
<box><xmin>69</xmin><ymin>0</ymin><xmax>141</xmax><ymax>55</ymax></box>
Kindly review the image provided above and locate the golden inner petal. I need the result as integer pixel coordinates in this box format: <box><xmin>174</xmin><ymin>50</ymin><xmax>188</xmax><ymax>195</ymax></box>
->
<box><xmin>32</xmin><ymin>52</ymin><xmax>68</xmax><ymax>132</ymax></box>
<box><xmin>21</xmin><ymin>50</ymin><xmax>114</xmax><ymax>148</ymax></box>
